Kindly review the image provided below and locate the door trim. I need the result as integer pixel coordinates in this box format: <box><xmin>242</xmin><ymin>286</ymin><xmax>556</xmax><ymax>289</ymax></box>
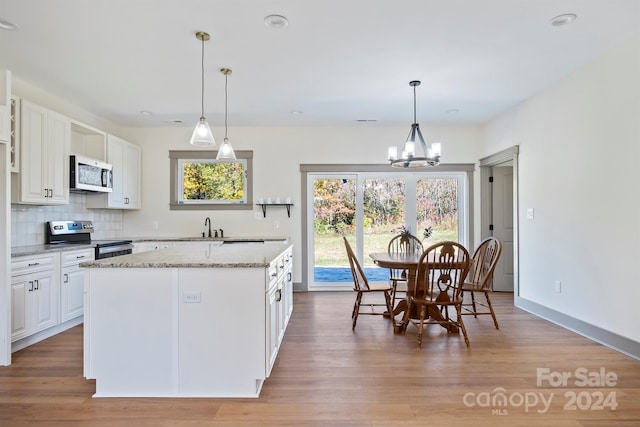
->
<box><xmin>479</xmin><ymin>146</ymin><xmax>519</xmax><ymax>296</ymax></box>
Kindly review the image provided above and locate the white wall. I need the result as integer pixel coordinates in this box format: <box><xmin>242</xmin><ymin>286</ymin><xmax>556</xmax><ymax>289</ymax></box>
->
<box><xmin>123</xmin><ymin>124</ymin><xmax>482</xmax><ymax>283</ymax></box>
<box><xmin>482</xmin><ymin>33</ymin><xmax>640</xmax><ymax>343</ymax></box>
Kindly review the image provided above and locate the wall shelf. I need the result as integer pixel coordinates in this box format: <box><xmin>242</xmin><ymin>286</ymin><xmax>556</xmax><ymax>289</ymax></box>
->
<box><xmin>256</xmin><ymin>203</ymin><xmax>293</xmax><ymax>218</ymax></box>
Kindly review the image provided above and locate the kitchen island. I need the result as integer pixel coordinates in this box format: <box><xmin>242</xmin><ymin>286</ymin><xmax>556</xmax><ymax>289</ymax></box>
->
<box><xmin>81</xmin><ymin>242</ymin><xmax>293</xmax><ymax>398</ymax></box>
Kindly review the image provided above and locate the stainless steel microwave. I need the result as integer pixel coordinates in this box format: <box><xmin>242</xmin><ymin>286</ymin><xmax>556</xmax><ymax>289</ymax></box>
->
<box><xmin>70</xmin><ymin>155</ymin><xmax>113</xmax><ymax>193</ymax></box>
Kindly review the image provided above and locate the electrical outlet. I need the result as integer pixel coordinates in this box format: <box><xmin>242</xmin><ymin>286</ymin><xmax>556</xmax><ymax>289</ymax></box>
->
<box><xmin>152</xmin><ymin>221</ymin><xmax>159</xmax><ymax>230</ymax></box>
<box><xmin>527</xmin><ymin>208</ymin><xmax>534</xmax><ymax>220</ymax></box>
<box><xmin>554</xmin><ymin>280</ymin><xmax>562</xmax><ymax>293</ymax></box>
<box><xmin>273</xmin><ymin>220</ymin><xmax>279</xmax><ymax>229</ymax></box>
<box><xmin>183</xmin><ymin>292</ymin><xmax>201</xmax><ymax>303</ymax></box>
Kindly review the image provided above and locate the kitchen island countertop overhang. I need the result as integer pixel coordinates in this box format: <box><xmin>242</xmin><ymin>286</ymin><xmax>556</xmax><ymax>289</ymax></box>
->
<box><xmin>80</xmin><ymin>242</ymin><xmax>289</xmax><ymax>269</ymax></box>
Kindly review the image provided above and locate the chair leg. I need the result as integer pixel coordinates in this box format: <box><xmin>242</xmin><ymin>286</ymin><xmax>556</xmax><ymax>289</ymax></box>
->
<box><xmin>391</xmin><ymin>280</ymin><xmax>398</xmax><ymax>308</ymax></box>
<box><xmin>456</xmin><ymin>305</ymin><xmax>471</xmax><ymax>348</ymax></box>
<box><xmin>352</xmin><ymin>292</ymin><xmax>362</xmax><ymax>330</ymax></box>
<box><xmin>470</xmin><ymin>291</ymin><xmax>478</xmax><ymax>318</ymax></box>
<box><xmin>384</xmin><ymin>291</ymin><xmax>394</xmax><ymax>325</ymax></box>
<box><xmin>485</xmin><ymin>291</ymin><xmax>499</xmax><ymax>330</ymax></box>
<box><xmin>417</xmin><ymin>304</ymin><xmax>427</xmax><ymax>348</ymax></box>
<box><xmin>400</xmin><ymin>298</ymin><xmax>412</xmax><ymax>335</ymax></box>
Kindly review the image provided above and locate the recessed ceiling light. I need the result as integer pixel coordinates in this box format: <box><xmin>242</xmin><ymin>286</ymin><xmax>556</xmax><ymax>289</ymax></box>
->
<box><xmin>550</xmin><ymin>13</ymin><xmax>577</xmax><ymax>26</ymax></box>
<box><xmin>356</xmin><ymin>119</ymin><xmax>377</xmax><ymax>122</ymax></box>
<box><xmin>162</xmin><ymin>119</ymin><xmax>184</xmax><ymax>124</ymax></box>
<box><xmin>139</xmin><ymin>110</ymin><xmax>153</xmax><ymax>116</ymax></box>
<box><xmin>264</xmin><ymin>14</ymin><xmax>289</xmax><ymax>29</ymax></box>
<box><xmin>445</xmin><ymin>109</ymin><xmax>459</xmax><ymax>115</ymax></box>
<box><xmin>0</xmin><ymin>19</ymin><xmax>17</xmax><ymax>31</ymax></box>
<box><xmin>290</xmin><ymin>110</ymin><xmax>303</xmax><ymax>115</ymax></box>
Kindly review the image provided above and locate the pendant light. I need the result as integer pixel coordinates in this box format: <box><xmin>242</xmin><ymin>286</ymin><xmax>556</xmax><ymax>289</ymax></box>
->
<box><xmin>189</xmin><ymin>31</ymin><xmax>216</xmax><ymax>147</ymax></box>
<box><xmin>388</xmin><ymin>80</ymin><xmax>441</xmax><ymax>168</ymax></box>
<box><xmin>216</xmin><ymin>67</ymin><xmax>236</xmax><ymax>160</ymax></box>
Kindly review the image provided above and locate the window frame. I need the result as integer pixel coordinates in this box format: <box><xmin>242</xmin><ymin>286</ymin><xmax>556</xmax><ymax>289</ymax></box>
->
<box><xmin>169</xmin><ymin>150</ymin><xmax>253</xmax><ymax>211</ymax></box>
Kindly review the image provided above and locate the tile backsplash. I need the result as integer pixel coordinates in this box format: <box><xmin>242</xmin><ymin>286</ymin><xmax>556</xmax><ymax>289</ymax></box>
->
<box><xmin>11</xmin><ymin>193</ymin><xmax>123</xmax><ymax>247</ymax></box>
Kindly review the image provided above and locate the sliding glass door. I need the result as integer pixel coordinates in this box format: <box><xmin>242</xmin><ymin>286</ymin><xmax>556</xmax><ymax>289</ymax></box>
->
<box><xmin>307</xmin><ymin>171</ymin><xmax>468</xmax><ymax>291</ymax></box>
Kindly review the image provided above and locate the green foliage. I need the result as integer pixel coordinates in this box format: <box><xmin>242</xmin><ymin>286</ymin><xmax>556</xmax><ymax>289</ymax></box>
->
<box><xmin>183</xmin><ymin>162</ymin><xmax>245</xmax><ymax>201</ymax></box>
<box><xmin>312</xmin><ymin>177</ymin><xmax>458</xmax><ymax>236</ymax></box>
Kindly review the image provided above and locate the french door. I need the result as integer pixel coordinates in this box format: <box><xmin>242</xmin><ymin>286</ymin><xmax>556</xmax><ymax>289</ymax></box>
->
<box><xmin>307</xmin><ymin>171</ymin><xmax>468</xmax><ymax>291</ymax></box>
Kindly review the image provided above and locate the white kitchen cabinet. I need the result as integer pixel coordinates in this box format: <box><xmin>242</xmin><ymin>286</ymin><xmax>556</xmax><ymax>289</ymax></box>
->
<box><xmin>11</xmin><ymin>253</ymin><xmax>59</xmax><ymax>341</ymax></box>
<box><xmin>12</xmin><ymin>100</ymin><xmax>70</xmax><ymax>205</ymax></box>
<box><xmin>10</xmin><ymin>96</ymin><xmax>19</xmax><ymax>172</ymax></box>
<box><xmin>87</xmin><ymin>134</ymin><xmax>140</xmax><ymax>209</ymax></box>
<box><xmin>60</xmin><ymin>248</ymin><xmax>94</xmax><ymax>322</ymax></box>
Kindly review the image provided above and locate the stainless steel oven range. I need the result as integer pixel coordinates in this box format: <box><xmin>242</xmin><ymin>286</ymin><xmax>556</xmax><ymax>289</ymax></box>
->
<box><xmin>45</xmin><ymin>220</ymin><xmax>133</xmax><ymax>259</ymax></box>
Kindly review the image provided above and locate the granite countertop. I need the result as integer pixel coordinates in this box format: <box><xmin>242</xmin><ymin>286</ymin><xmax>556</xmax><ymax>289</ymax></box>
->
<box><xmin>80</xmin><ymin>242</ymin><xmax>292</xmax><ymax>268</ymax></box>
<box><xmin>11</xmin><ymin>236</ymin><xmax>289</xmax><ymax>257</ymax></box>
<box><xmin>130</xmin><ymin>236</ymin><xmax>288</xmax><ymax>243</ymax></box>
<box><xmin>11</xmin><ymin>242</ymin><xmax>97</xmax><ymax>257</ymax></box>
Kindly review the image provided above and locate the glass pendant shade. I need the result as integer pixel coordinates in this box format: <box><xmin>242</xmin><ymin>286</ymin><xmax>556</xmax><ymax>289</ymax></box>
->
<box><xmin>216</xmin><ymin>138</ymin><xmax>236</xmax><ymax>160</ymax></box>
<box><xmin>190</xmin><ymin>117</ymin><xmax>216</xmax><ymax>146</ymax></box>
<box><xmin>217</xmin><ymin>68</ymin><xmax>237</xmax><ymax>160</ymax></box>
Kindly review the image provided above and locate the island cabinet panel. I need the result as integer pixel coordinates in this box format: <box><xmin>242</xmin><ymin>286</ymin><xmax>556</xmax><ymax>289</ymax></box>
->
<box><xmin>178</xmin><ymin>268</ymin><xmax>266</xmax><ymax>396</ymax></box>
<box><xmin>87</xmin><ymin>268</ymin><xmax>177</xmax><ymax>395</ymax></box>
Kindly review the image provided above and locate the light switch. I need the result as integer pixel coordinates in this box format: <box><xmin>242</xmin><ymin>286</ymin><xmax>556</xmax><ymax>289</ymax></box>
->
<box><xmin>526</xmin><ymin>208</ymin><xmax>534</xmax><ymax>219</ymax></box>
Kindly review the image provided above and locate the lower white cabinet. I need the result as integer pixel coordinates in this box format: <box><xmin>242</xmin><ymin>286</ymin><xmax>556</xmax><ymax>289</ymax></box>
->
<box><xmin>60</xmin><ymin>248</ymin><xmax>94</xmax><ymax>322</ymax></box>
<box><xmin>11</xmin><ymin>253</ymin><xmax>59</xmax><ymax>341</ymax></box>
<box><xmin>265</xmin><ymin>246</ymin><xmax>293</xmax><ymax>375</ymax></box>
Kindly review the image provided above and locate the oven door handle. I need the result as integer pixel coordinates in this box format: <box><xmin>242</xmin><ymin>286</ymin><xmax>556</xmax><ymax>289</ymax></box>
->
<box><xmin>96</xmin><ymin>243</ymin><xmax>134</xmax><ymax>257</ymax></box>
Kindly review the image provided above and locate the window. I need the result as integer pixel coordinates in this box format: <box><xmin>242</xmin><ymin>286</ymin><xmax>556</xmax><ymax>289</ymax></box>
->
<box><xmin>169</xmin><ymin>150</ymin><xmax>253</xmax><ymax>211</ymax></box>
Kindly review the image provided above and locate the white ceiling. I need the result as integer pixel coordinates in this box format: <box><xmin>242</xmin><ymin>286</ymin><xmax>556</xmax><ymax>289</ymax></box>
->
<box><xmin>1</xmin><ymin>0</ymin><xmax>638</xmax><ymax>128</ymax></box>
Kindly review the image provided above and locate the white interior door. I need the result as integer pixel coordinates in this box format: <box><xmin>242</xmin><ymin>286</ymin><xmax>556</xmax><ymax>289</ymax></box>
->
<box><xmin>491</xmin><ymin>165</ymin><xmax>514</xmax><ymax>292</ymax></box>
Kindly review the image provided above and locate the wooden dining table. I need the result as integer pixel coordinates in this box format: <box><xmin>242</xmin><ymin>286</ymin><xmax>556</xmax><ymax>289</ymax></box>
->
<box><xmin>369</xmin><ymin>252</ymin><xmax>460</xmax><ymax>334</ymax></box>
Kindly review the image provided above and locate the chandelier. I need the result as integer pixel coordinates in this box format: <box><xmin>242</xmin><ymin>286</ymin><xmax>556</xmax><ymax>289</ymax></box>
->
<box><xmin>388</xmin><ymin>80</ymin><xmax>441</xmax><ymax>168</ymax></box>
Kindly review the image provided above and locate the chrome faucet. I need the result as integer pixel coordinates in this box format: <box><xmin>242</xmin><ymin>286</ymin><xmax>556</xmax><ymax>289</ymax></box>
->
<box><xmin>219</xmin><ymin>228</ymin><xmax>224</xmax><ymax>238</ymax></box>
<box><xmin>204</xmin><ymin>217</ymin><xmax>212</xmax><ymax>238</ymax></box>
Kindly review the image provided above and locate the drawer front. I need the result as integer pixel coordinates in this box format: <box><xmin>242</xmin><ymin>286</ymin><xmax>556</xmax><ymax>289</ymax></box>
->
<box><xmin>11</xmin><ymin>254</ymin><xmax>57</xmax><ymax>275</ymax></box>
<box><xmin>61</xmin><ymin>249</ymin><xmax>95</xmax><ymax>267</ymax></box>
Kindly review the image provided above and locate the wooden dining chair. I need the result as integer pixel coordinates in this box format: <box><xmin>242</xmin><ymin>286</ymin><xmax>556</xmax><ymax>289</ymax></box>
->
<box><xmin>461</xmin><ymin>237</ymin><xmax>503</xmax><ymax>329</ymax></box>
<box><xmin>401</xmin><ymin>241</ymin><xmax>471</xmax><ymax>348</ymax></box>
<box><xmin>343</xmin><ymin>237</ymin><xmax>394</xmax><ymax>330</ymax></box>
<box><xmin>387</xmin><ymin>232</ymin><xmax>423</xmax><ymax>307</ymax></box>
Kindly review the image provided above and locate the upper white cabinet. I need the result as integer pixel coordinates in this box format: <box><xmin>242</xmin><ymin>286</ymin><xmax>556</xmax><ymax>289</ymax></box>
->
<box><xmin>11</xmin><ymin>100</ymin><xmax>70</xmax><ymax>205</ymax></box>
<box><xmin>87</xmin><ymin>134</ymin><xmax>140</xmax><ymax>209</ymax></box>
<box><xmin>0</xmin><ymin>69</ymin><xmax>10</xmax><ymax>143</ymax></box>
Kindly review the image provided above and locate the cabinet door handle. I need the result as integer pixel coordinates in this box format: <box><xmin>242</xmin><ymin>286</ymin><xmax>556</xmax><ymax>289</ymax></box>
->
<box><xmin>34</xmin><ymin>279</ymin><xmax>39</xmax><ymax>290</ymax></box>
<box><xmin>271</xmin><ymin>272</ymin><xmax>277</xmax><ymax>277</ymax></box>
<box><xmin>276</xmin><ymin>289</ymin><xmax>282</xmax><ymax>302</ymax></box>
<box><xmin>28</xmin><ymin>262</ymin><xmax>40</xmax><ymax>267</ymax></box>
<box><xmin>48</xmin><ymin>188</ymin><xmax>53</xmax><ymax>198</ymax></box>
<box><xmin>287</xmin><ymin>272</ymin><xmax>292</xmax><ymax>281</ymax></box>
<box><xmin>125</xmin><ymin>197</ymin><xmax>130</xmax><ymax>204</ymax></box>
<box><xmin>76</xmin><ymin>255</ymin><xmax>85</xmax><ymax>259</ymax></box>
<box><xmin>28</xmin><ymin>281</ymin><xmax>34</xmax><ymax>292</ymax></box>
<box><xmin>64</xmin><ymin>274</ymin><xmax>69</xmax><ymax>283</ymax></box>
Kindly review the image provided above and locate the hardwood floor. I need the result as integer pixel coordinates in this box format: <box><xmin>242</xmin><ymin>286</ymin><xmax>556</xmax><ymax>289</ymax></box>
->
<box><xmin>1</xmin><ymin>291</ymin><xmax>639</xmax><ymax>426</ymax></box>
